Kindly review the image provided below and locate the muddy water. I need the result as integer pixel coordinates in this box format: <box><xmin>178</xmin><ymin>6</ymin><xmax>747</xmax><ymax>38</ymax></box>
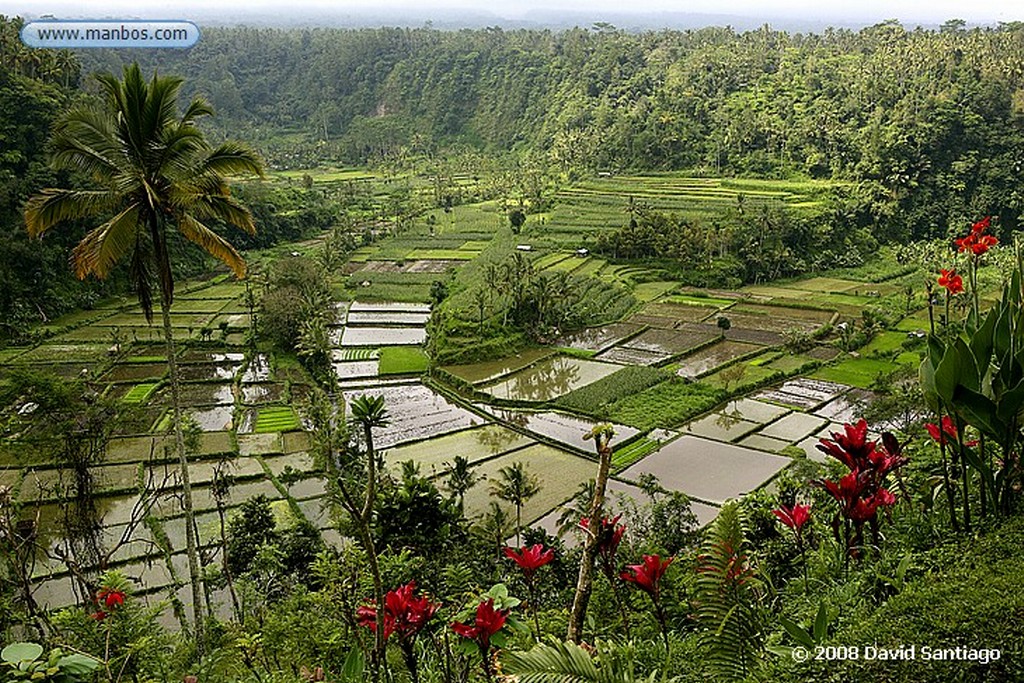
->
<box><xmin>675</xmin><ymin>341</ymin><xmax>760</xmax><ymax>379</ymax></box>
<box><xmin>241</xmin><ymin>354</ymin><xmax>271</xmax><ymax>383</ymax></box>
<box><xmin>347</xmin><ymin>311</ymin><xmax>431</xmax><ymax>326</ymax></box>
<box><xmin>558</xmin><ymin>323</ymin><xmax>643</xmax><ymax>353</ymax></box>
<box><xmin>443</xmin><ymin>348</ymin><xmax>554</xmax><ymax>385</ymax></box>
<box><xmin>349</xmin><ymin>301</ymin><xmax>431</xmax><ymax>313</ymax></box>
<box><xmin>333</xmin><ymin>360</ymin><xmax>379</xmax><ymax>379</ymax></box>
<box><xmin>187</xmin><ymin>406</ymin><xmax>234</xmax><ymax>431</ymax></box>
<box><xmin>178</xmin><ymin>363</ymin><xmax>241</xmax><ymax>382</ymax></box>
<box><xmin>488</xmin><ymin>410</ymin><xmax>639</xmax><ymax>452</ymax></box>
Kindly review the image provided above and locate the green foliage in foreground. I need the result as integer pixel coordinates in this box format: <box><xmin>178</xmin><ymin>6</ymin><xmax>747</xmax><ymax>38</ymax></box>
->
<box><xmin>554</xmin><ymin>366</ymin><xmax>672</xmax><ymax>417</ymax></box>
<box><xmin>767</xmin><ymin>515</ymin><xmax>1024</xmax><ymax>683</ymax></box>
<box><xmin>502</xmin><ymin>640</ymin><xmax>640</xmax><ymax>683</ymax></box>
<box><xmin>605</xmin><ymin>379</ymin><xmax>726</xmax><ymax>431</ymax></box>
<box><xmin>1</xmin><ymin>642</ymin><xmax>99</xmax><ymax>682</ymax></box>
<box><xmin>378</xmin><ymin>347</ymin><xmax>430</xmax><ymax>375</ymax></box>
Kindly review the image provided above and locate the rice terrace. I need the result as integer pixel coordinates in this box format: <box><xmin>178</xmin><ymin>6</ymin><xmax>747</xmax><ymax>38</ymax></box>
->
<box><xmin>2</xmin><ymin>13</ymin><xmax>1024</xmax><ymax>683</ymax></box>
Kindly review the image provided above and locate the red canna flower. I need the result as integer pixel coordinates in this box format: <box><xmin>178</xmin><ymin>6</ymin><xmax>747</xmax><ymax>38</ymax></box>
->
<box><xmin>925</xmin><ymin>416</ymin><xmax>958</xmax><ymax>445</ymax></box>
<box><xmin>955</xmin><ymin>233</ymin><xmax>976</xmax><ymax>253</ymax></box>
<box><xmin>450</xmin><ymin>599</ymin><xmax>508</xmax><ymax>651</ymax></box>
<box><xmin>849</xmin><ymin>488</ymin><xmax>897</xmax><ymax>522</ymax></box>
<box><xmin>503</xmin><ymin>544</ymin><xmax>555</xmax><ymax>580</ymax></box>
<box><xmin>772</xmin><ymin>503</ymin><xmax>811</xmax><ymax>534</ymax></box>
<box><xmin>90</xmin><ymin>610</ymin><xmax>108</xmax><ymax>621</ymax></box>
<box><xmin>924</xmin><ymin>416</ymin><xmax>979</xmax><ymax>448</ymax></box>
<box><xmin>815</xmin><ymin>419</ymin><xmax>908</xmax><ymax>559</ymax></box>
<box><xmin>817</xmin><ymin>420</ymin><xmax>907</xmax><ymax>480</ymax></box>
<box><xmin>958</xmin><ymin>216</ymin><xmax>997</xmax><ymax>255</ymax></box>
<box><xmin>816</xmin><ymin>419</ymin><xmax>874</xmax><ymax>470</ymax></box>
<box><xmin>96</xmin><ymin>588</ymin><xmax>126</xmax><ymax>610</ymax></box>
<box><xmin>937</xmin><ymin>269</ymin><xmax>964</xmax><ymax>295</ymax></box>
<box><xmin>619</xmin><ymin>554</ymin><xmax>674</xmax><ymax>600</ymax></box>
<box><xmin>819</xmin><ymin>469</ymin><xmax>867</xmax><ymax>516</ymax></box>
<box><xmin>357</xmin><ymin>581</ymin><xmax>440</xmax><ymax>643</ymax></box>
<box><xmin>971</xmin><ymin>234</ymin><xmax>998</xmax><ymax>255</ymax></box>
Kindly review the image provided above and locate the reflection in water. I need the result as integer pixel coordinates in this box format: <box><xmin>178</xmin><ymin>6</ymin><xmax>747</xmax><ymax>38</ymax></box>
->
<box><xmin>504</xmin><ymin>357</ymin><xmax>580</xmax><ymax>402</ymax></box>
<box><xmin>241</xmin><ymin>353</ymin><xmax>270</xmax><ymax>383</ymax></box>
<box><xmin>484</xmin><ymin>357</ymin><xmax>619</xmax><ymax>402</ymax></box>
<box><xmin>475</xmin><ymin>424</ymin><xmax>525</xmax><ymax>453</ymax></box>
<box><xmin>715</xmin><ymin>409</ymin><xmax>743</xmax><ymax>431</ymax></box>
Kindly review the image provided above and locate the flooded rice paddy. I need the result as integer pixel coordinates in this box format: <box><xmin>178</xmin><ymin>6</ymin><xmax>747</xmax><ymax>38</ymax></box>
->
<box><xmin>342</xmin><ymin>383</ymin><xmax>478</xmax><ymax>448</ymax></box>
<box><xmin>481</xmin><ymin>357</ymin><xmax>619</xmax><ymax>402</ymax></box>
<box><xmin>341</xmin><ymin>327</ymin><xmax>427</xmax><ymax>346</ymax></box>
<box><xmin>442</xmin><ymin>348</ymin><xmax>554</xmax><ymax>385</ymax></box>
<box><xmin>619</xmin><ymin>435</ymin><xmax>791</xmax><ymax>505</ymax></box>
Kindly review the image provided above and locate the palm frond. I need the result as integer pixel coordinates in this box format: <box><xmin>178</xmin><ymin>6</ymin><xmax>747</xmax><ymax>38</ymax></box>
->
<box><xmin>24</xmin><ymin>189</ymin><xmax>120</xmax><ymax>238</ymax></box>
<box><xmin>70</xmin><ymin>203</ymin><xmax>143</xmax><ymax>279</ymax></box>
<box><xmin>185</xmin><ymin>193</ymin><xmax>257</xmax><ymax>235</ymax></box>
<box><xmin>180</xmin><ymin>96</ymin><xmax>215</xmax><ymax>125</ymax></box>
<box><xmin>201</xmin><ymin>141</ymin><xmax>266</xmax><ymax>179</ymax></box>
<box><xmin>177</xmin><ymin>215</ymin><xmax>247</xmax><ymax>278</ymax></box>
<box><xmin>49</xmin><ymin>108</ymin><xmax>122</xmax><ymax>179</ymax></box>
<box><xmin>129</xmin><ymin>232</ymin><xmax>155</xmax><ymax>321</ymax></box>
<box><xmin>145</xmin><ymin>69</ymin><xmax>184</xmax><ymax>140</ymax></box>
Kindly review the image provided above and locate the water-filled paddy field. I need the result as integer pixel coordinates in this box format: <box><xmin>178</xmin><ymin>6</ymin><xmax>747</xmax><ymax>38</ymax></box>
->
<box><xmin>480</xmin><ymin>357</ymin><xmax>620</xmax><ymax>402</ymax></box>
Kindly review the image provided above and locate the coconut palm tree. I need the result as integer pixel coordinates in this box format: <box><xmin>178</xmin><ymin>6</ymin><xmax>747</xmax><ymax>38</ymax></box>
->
<box><xmin>24</xmin><ymin>63</ymin><xmax>264</xmax><ymax>652</ymax></box>
<box><xmin>445</xmin><ymin>455</ymin><xmax>479</xmax><ymax>514</ymax></box>
<box><xmin>348</xmin><ymin>393</ymin><xmax>390</xmax><ymax>681</ymax></box>
<box><xmin>489</xmin><ymin>461</ymin><xmax>540</xmax><ymax>546</ymax></box>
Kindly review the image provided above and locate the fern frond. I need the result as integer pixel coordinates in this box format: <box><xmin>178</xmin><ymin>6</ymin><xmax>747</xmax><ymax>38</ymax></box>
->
<box><xmin>694</xmin><ymin>501</ymin><xmax>765</xmax><ymax>681</ymax></box>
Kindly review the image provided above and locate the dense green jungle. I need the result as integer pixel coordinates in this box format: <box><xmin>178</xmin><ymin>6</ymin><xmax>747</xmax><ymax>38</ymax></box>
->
<box><xmin>1</xmin><ymin>14</ymin><xmax>1023</xmax><ymax>683</ymax></box>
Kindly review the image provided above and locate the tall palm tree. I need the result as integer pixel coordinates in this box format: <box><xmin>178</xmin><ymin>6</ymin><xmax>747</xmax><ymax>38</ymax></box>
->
<box><xmin>25</xmin><ymin>63</ymin><xmax>264</xmax><ymax>652</ymax></box>
<box><xmin>489</xmin><ymin>460</ymin><xmax>540</xmax><ymax>546</ymax></box>
<box><xmin>445</xmin><ymin>455</ymin><xmax>479</xmax><ymax>514</ymax></box>
<box><xmin>348</xmin><ymin>393</ymin><xmax>390</xmax><ymax>682</ymax></box>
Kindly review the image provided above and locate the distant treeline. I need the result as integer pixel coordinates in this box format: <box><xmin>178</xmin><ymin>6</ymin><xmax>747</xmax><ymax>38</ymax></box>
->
<box><xmin>75</xmin><ymin>21</ymin><xmax>1024</xmax><ymax>238</ymax></box>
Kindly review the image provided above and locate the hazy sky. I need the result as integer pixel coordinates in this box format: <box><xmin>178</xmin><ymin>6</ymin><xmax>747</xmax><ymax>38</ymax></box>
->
<box><xmin>10</xmin><ymin>0</ymin><xmax>1023</xmax><ymax>24</ymax></box>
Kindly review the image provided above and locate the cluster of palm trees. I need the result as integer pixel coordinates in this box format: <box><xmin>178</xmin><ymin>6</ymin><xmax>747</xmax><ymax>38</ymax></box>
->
<box><xmin>482</xmin><ymin>253</ymin><xmax>578</xmax><ymax>338</ymax></box>
<box><xmin>1</xmin><ymin>17</ymin><xmax>78</xmax><ymax>86</ymax></box>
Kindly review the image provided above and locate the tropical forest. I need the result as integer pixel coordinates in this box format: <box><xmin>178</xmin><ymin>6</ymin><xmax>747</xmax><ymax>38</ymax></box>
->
<box><xmin>1</xmin><ymin>12</ymin><xmax>1023</xmax><ymax>683</ymax></box>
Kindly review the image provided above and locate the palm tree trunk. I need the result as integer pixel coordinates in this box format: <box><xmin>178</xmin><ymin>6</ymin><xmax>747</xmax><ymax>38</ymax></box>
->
<box><xmin>567</xmin><ymin>442</ymin><xmax>612</xmax><ymax>643</ymax></box>
<box><xmin>361</xmin><ymin>424</ymin><xmax>386</xmax><ymax>683</ymax></box>
<box><xmin>515</xmin><ymin>503</ymin><xmax>522</xmax><ymax>547</ymax></box>
<box><xmin>159</xmin><ymin>291</ymin><xmax>206</xmax><ymax>654</ymax></box>
<box><xmin>216</xmin><ymin>500</ymin><xmax>242</xmax><ymax>621</ymax></box>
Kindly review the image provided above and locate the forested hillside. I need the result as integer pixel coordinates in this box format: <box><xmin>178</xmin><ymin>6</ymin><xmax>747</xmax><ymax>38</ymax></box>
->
<box><xmin>77</xmin><ymin>22</ymin><xmax>1024</xmax><ymax>240</ymax></box>
<box><xmin>4</xmin><ymin>17</ymin><xmax>1024</xmax><ymax>331</ymax></box>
